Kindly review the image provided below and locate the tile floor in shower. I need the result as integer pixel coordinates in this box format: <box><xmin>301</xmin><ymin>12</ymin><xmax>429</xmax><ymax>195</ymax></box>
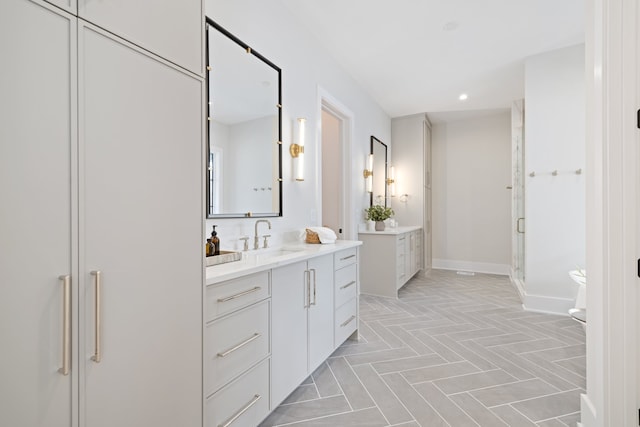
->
<box><xmin>260</xmin><ymin>269</ymin><xmax>585</xmax><ymax>427</ymax></box>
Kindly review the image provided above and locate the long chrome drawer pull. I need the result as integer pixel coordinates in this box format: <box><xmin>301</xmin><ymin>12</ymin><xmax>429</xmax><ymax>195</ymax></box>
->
<box><xmin>218</xmin><ymin>394</ymin><xmax>261</xmax><ymax>427</ymax></box>
<box><xmin>217</xmin><ymin>333</ymin><xmax>261</xmax><ymax>358</ymax></box>
<box><xmin>217</xmin><ymin>286</ymin><xmax>261</xmax><ymax>303</ymax></box>
<box><xmin>58</xmin><ymin>275</ymin><xmax>71</xmax><ymax>375</ymax></box>
<box><xmin>339</xmin><ymin>254</ymin><xmax>356</xmax><ymax>261</ymax></box>
<box><xmin>311</xmin><ymin>269</ymin><xmax>317</xmax><ymax>306</ymax></box>
<box><xmin>304</xmin><ymin>270</ymin><xmax>311</xmax><ymax>308</ymax></box>
<box><xmin>340</xmin><ymin>315</ymin><xmax>356</xmax><ymax>328</ymax></box>
<box><xmin>339</xmin><ymin>281</ymin><xmax>356</xmax><ymax>290</ymax></box>
<box><xmin>91</xmin><ymin>271</ymin><xmax>102</xmax><ymax>363</ymax></box>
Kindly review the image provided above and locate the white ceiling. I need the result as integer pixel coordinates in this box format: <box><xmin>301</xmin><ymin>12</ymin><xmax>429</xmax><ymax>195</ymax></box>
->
<box><xmin>279</xmin><ymin>0</ymin><xmax>585</xmax><ymax>119</ymax></box>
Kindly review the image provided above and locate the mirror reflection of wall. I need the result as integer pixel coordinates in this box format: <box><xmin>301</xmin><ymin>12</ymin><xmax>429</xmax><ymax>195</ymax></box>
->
<box><xmin>370</xmin><ymin>136</ymin><xmax>388</xmax><ymax>207</ymax></box>
<box><xmin>206</xmin><ymin>18</ymin><xmax>282</xmax><ymax>218</ymax></box>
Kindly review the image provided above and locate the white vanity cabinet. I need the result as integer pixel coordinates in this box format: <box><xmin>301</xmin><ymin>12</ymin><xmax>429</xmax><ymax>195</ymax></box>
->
<box><xmin>1</xmin><ymin>1</ymin><xmax>204</xmax><ymax>426</ymax></box>
<box><xmin>204</xmin><ymin>272</ymin><xmax>271</xmax><ymax>427</ymax></box>
<box><xmin>271</xmin><ymin>254</ymin><xmax>335</xmax><ymax>407</ymax></box>
<box><xmin>334</xmin><ymin>248</ymin><xmax>359</xmax><ymax>346</ymax></box>
<box><xmin>359</xmin><ymin>227</ymin><xmax>423</xmax><ymax>298</ymax></box>
<box><xmin>206</xmin><ymin>242</ymin><xmax>361</xmax><ymax>424</ymax></box>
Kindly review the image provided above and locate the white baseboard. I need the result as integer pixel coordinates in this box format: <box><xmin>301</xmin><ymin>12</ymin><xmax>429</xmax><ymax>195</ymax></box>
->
<box><xmin>578</xmin><ymin>393</ymin><xmax>595</xmax><ymax>427</ymax></box>
<box><xmin>522</xmin><ymin>293</ymin><xmax>575</xmax><ymax>316</ymax></box>
<box><xmin>509</xmin><ymin>269</ymin><xmax>526</xmax><ymax>301</ymax></box>
<box><xmin>432</xmin><ymin>259</ymin><xmax>510</xmax><ymax>276</ymax></box>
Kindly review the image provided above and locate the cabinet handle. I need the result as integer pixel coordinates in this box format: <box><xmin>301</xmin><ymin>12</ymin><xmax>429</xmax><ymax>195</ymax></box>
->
<box><xmin>398</xmin><ymin>237</ymin><xmax>406</xmax><ymax>241</ymax></box>
<box><xmin>218</xmin><ymin>394</ymin><xmax>261</xmax><ymax>427</ymax></box>
<box><xmin>217</xmin><ymin>286</ymin><xmax>261</xmax><ymax>303</ymax></box>
<box><xmin>217</xmin><ymin>333</ymin><xmax>261</xmax><ymax>358</ymax></box>
<box><xmin>304</xmin><ymin>270</ymin><xmax>311</xmax><ymax>308</ymax></box>
<box><xmin>91</xmin><ymin>271</ymin><xmax>102</xmax><ymax>363</ymax></box>
<box><xmin>339</xmin><ymin>254</ymin><xmax>355</xmax><ymax>261</ymax></box>
<box><xmin>340</xmin><ymin>315</ymin><xmax>356</xmax><ymax>328</ymax></box>
<box><xmin>58</xmin><ymin>275</ymin><xmax>71</xmax><ymax>376</ymax></box>
<box><xmin>310</xmin><ymin>269</ymin><xmax>317</xmax><ymax>306</ymax></box>
<box><xmin>340</xmin><ymin>280</ymin><xmax>356</xmax><ymax>290</ymax></box>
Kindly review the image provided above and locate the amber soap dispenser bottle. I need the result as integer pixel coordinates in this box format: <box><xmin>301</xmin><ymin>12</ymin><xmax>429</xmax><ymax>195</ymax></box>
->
<box><xmin>210</xmin><ymin>225</ymin><xmax>220</xmax><ymax>256</ymax></box>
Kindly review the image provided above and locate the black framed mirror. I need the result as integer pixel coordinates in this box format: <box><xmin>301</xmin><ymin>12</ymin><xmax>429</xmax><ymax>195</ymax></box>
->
<box><xmin>205</xmin><ymin>18</ymin><xmax>283</xmax><ymax>218</ymax></box>
<box><xmin>370</xmin><ymin>136</ymin><xmax>388</xmax><ymax>207</ymax></box>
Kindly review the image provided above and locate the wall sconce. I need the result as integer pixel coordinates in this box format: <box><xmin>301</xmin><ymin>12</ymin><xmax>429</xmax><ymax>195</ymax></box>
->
<box><xmin>386</xmin><ymin>166</ymin><xmax>396</xmax><ymax>197</ymax></box>
<box><xmin>363</xmin><ymin>154</ymin><xmax>373</xmax><ymax>193</ymax></box>
<box><xmin>290</xmin><ymin>118</ymin><xmax>305</xmax><ymax>181</ymax></box>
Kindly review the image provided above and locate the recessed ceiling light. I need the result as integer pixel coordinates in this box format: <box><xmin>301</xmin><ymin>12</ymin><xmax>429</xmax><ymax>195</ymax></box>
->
<box><xmin>443</xmin><ymin>21</ymin><xmax>459</xmax><ymax>31</ymax></box>
<box><xmin>459</xmin><ymin>93</ymin><xmax>468</xmax><ymax>101</ymax></box>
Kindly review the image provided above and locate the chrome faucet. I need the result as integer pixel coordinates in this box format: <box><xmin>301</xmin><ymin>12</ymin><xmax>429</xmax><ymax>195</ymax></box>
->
<box><xmin>254</xmin><ymin>219</ymin><xmax>271</xmax><ymax>250</ymax></box>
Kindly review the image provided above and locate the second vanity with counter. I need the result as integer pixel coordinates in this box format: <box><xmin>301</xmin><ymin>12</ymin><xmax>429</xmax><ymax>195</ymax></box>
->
<box><xmin>204</xmin><ymin>240</ymin><xmax>361</xmax><ymax>427</ymax></box>
<box><xmin>359</xmin><ymin>226</ymin><xmax>423</xmax><ymax>298</ymax></box>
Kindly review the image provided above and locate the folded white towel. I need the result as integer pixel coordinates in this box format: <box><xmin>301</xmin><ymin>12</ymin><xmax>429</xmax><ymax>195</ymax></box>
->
<box><xmin>299</xmin><ymin>226</ymin><xmax>337</xmax><ymax>244</ymax></box>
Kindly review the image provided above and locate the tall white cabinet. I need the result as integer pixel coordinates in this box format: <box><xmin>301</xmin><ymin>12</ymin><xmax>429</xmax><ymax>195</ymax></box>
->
<box><xmin>390</xmin><ymin>114</ymin><xmax>432</xmax><ymax>272</ymax></box>
<box><xmin>0</xmin><ymin>2</ymin><xmax>75</xmax><ymax>425</ymax></box>
<box><xmin>1</xmin><ymin>1</ymin><xmax>204</xmax><ymax>426</ymax></box>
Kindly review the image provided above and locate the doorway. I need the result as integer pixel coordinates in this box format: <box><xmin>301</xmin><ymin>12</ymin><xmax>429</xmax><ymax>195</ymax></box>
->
<box><xmin>320</xmin><ymin>109</ymin><xmax>342</xmax><ymax>237</ymax></box>
<box><xmin>317</xmin><ymin>87</ymin><xmax>355</xmax><ymax>240</ymax></box>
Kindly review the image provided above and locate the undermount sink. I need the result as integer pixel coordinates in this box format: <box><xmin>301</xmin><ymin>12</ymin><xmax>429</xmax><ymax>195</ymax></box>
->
<box><xmin>242</xmin><ymin>247</ymin><xmax>303</xmax><ymax>263</ymax></box>
<box><xmin>206</xmin><ymin>250</ymin><xmax>242</xmax><ymax>266</ymax></box>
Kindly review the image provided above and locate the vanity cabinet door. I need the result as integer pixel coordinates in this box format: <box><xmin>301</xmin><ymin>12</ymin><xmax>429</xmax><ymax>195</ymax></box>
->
<box><xmin>0</xmin><ymin>2</ymin><xmax>76</xmax><ymax>426</ymax></box>
<box><xmin>308</xmin><ymin>254</ymin><xmax>335</xmax><ymax>371</ymax></box>
<box><xmin>271</xmin><ymin>254</ymin><xmax>340</xmax><ymax>405</ymax></box>
<box><xmin>79</xmin><ymin>23</ymin><xmax>202</xmax><ymax>427</ymax></box>
<box><xmin>396</xmin><ymin>234</ymin><xmax>408</xmax><ymax>289</ymax></box>
<box><xmin>271</xmin><ymin>261</ymin><xmax>309</xmax><ymax>406</ymax></box>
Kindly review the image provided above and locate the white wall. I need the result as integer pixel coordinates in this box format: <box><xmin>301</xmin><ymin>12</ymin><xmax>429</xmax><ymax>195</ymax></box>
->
<box><xmin>431</xmin><ymin>111</ymin><xmax>512</xmax><ymax>275</ymax></box>
<box><xmin>523</xmin><ymin>44</ymin><xmax>585</xmax><ymax>314</ymax></box>
<box><xmin>204</xmin><ymin>0</ymin><xmax>390</xmax><ymax>248</ymax></box>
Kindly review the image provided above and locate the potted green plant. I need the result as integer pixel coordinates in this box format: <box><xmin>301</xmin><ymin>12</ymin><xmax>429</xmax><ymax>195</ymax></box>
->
<box><xmin>365</xmin><ymin>204</ymin><xmax>395</xmax><ymax>231</ymax></box>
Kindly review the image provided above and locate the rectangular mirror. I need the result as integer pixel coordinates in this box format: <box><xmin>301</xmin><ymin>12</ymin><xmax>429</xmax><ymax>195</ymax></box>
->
<box><xmin>370</xmin><ymin>136</ymin><xmax>388</xmax><ymax>207</ymax></box>
<box><xmin>206</xmin><ymin>18</ymin><xmax>282</xmax><ymax>218</ymax></box>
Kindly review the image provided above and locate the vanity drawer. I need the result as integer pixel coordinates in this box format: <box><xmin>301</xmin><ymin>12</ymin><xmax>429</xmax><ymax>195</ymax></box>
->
<box><xmin>205</xmin><ymin>300</ymin><xmax>270</xmax><ymax>396</ymax></box>
<box><xmin>335</xmin><ymin>298</ymin><xmax>357</xmax><ymax>347</ymax></box>
<box><xmin>206</xmin><ymin>271</ymin><xmax>270</xmax><ymax>321</ymax></box>
<box><xmin>335</xmin><ymin>263</ymin><xmax>357</xmax><ymax>308</ymax></box>
<box><xmin>206</xmin><ymin>358</ymin><xmax>270</xmax><ymax>427</ymax></box>
<box><xmin>334</xmin><ymin>247</ymin><xmax>357</xmax><ymax>270</ymax></box>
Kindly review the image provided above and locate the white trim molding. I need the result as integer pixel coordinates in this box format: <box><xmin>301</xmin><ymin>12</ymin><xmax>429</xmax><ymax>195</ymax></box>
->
<box><xmin>432</xmin><ymin>258</ymin><xmax>510</xmax><ymax>276</ymax></box>
<box><xmin>584</xmin><ymin>0</ymin><xmax>639</xmax><ymax>425</ymax></box>
<box><xmin>521</xmin><ymin>294</ymin><xmax>575</xmax><ymax>316</ymax></box>
<box><xmin>316</xmin><ymin>86</ymin><xmax>355</xmax><ymax>241</ymax></box>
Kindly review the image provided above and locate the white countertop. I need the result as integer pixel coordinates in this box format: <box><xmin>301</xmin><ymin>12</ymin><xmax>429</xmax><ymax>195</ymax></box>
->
<box><xmin>206</xmin><ymin>240</ymin><xmax>362</xmax><ymax>285</ymax></box>
<box><xmin>358</xmin><ymin>225</ymin><xmax>421</xmax><ymax>235</ymax></box>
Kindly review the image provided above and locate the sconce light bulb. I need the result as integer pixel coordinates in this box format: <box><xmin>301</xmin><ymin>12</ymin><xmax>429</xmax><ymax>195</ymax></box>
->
<box><xmin>298</xmin><ymin>118</ymin><xmax>306</xmax><ymax>147</ymax></box>
<box><xmin>389</xmin><ymin>166</ymin><xmax>396</xmax><ymax>197</ymax></box>
<box><xmin>293</xmin><ymin>118</ymin><xmax>306</xmax><ymax>181</ymax></box>
<box><xmin>364</xmin><ymin>154</ymin><xmax>373</xmax><ymax>192</ymax></box>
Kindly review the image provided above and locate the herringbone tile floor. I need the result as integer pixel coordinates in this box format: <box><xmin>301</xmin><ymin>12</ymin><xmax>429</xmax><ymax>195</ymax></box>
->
<box><xmin>260</xmin><ymin>269</ymin><xmax>585</xmax><ymax>427</ymax></box>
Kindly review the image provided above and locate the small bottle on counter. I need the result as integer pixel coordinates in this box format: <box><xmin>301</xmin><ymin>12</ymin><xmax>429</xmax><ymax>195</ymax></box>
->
<box><xmin>206</xmin><ymin>238</ymin><xmax>213</xmax><ymax>256</ymax></box>
<box><xmin>210</xmin><ymin>225</ymin><xmax>220</xmax><ymax>256</ymax></box>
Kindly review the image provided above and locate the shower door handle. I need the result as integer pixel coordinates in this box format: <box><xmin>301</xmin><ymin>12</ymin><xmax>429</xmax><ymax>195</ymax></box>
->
<box><xmin>517</xmin><ymin>218</ymin><xmax>525</xmax><ymax>234</ymax></box>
